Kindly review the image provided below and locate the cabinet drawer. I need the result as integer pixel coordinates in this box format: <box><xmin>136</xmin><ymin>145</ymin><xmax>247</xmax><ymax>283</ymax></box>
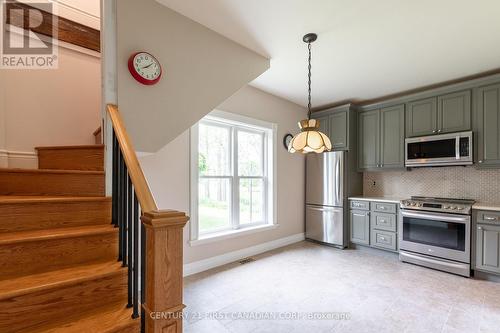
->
<box><xmin>371</xmin><ymin>212</ymin><xmax>397</xmax><ymax>232</ymax></box>
<box><xmin>350</xmin><ymin>200</ymin><xmax>369</xmax><ymax>211</ymax></box>
<box><xmin>476</xmin><ymin>210</ymin><xmax>500</xmax><ymax>225</ymax></box>
<box><xmin>370</xmin><ymin>230</ymin><xmax>397</xmax><ymax>251</ymax></box>
<box><xmin>371</xmin><ymin>202</ymin><xmax>397</xmax><ymax>214</ymax></box>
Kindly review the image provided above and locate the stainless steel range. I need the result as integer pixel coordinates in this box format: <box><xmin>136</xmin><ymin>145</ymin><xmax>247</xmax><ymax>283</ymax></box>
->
<box><xmin>399</xmin><ymin>196</ymin><xmax>475</xmax><ymax>277</ymax></box>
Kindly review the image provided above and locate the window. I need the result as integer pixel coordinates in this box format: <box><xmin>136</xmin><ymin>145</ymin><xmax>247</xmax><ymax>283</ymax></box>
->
<box><xmin>190</xmin><ymin>110</ymin><xmax>277</xmax><ymax>243</ymax></box>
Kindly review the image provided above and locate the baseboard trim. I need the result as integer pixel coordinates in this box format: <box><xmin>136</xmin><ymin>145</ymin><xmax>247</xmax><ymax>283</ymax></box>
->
<box><xmin>0</xmin><ymin>150</ymin><xmax>38</xmax><ymax>169</ymax></box>
<box><xmin>183</xmin><ymin>233</ymin><xmax>305</xmax><ymax>277</ymax></box>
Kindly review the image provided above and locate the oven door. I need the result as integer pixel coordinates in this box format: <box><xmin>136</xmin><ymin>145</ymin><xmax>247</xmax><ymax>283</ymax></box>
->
<box><xmin>399</xmin><ymin>210</ymin><xmax>470</xmax><ymax>263</ymax></box>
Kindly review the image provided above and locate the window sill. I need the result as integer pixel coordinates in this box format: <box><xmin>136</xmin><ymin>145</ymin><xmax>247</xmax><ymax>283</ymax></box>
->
<box><xmin>189</xmin><ymin>224</ymin><xmax>279</xmax><ymax>247</ymax></box>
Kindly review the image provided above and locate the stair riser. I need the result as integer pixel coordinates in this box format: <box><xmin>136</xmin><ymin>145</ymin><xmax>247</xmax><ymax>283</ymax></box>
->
<box><xmin>38</xmin><ymin>147</ymin><xmax>104</xmax><ymax>171</ymax></box>
<box><xmin>0</xmin><ymin>271</ymin><xmax>128</xmax><ymax>333</ymax></box>
<box><xmin>0</xmin><ymin>171</ymin><xmax>104</xmax><ymax>196</ymax></box>
<box><xmin>0</xmin><ymin>232</ymin><xmax>118</xmax><ymax>279</ymax></box>
<box><xmin>0</xmin><ymin>200</ymin><xmax>111</xmax><ymax>233</ymax></box>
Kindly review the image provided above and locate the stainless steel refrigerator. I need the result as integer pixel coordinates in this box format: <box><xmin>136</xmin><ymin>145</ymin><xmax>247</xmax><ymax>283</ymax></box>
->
<box><xmin>305</xmin><ymin>151</ymin><xmax>361</xmax><ymax>248</ymax></box>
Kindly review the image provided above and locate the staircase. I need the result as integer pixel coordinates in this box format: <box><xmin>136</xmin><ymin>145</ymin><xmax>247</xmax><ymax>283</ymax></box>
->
<box><xmin>0</xmin><ymin>145</ymin><xmax>140</xmax><ymax>332</ymax></box>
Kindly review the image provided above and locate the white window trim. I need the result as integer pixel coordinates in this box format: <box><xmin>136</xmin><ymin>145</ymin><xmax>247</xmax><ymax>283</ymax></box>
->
<box><xmin>189</xmin><ymin>110</ymin><xmax>278</xmax><ymax>244</ymax></box>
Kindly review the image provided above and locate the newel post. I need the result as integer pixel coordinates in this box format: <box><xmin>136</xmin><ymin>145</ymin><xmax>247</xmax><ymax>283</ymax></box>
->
<box><xmin>141</xmin><ymin>210</ymin><xmax>189</xmax><ymax>333</ymax></box>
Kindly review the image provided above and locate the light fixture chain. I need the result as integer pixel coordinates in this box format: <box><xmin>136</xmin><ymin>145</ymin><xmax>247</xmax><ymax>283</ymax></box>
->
<box><xmin>307</xmin><ymin>42</ymin><xmax>312</xmax><ymax>119</ymax></box>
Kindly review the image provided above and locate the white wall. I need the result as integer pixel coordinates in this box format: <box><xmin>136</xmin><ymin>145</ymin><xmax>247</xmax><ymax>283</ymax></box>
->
<box><xmin>116</xmin><ymin>0</ymin><xmax>269</xmax><ymax>152</ymax></box>
<box><xmin>0</xmin><ymin>46</ymin><xmax>101</xmax><ymax>167</ymax></box>
<box><xmin>139</xmin><ymin>85</ymin><xmax>307</xmax><ymax>264</ymax></box>
<box><xmin>0</xmin><ymin>0</ymin><xmax>101</xmax><ymax>168</ymax></box>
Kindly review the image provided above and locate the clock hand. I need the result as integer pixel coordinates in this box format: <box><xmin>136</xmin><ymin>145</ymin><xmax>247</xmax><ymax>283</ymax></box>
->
<box><xmin>142</xmin><ymin>62</ymin><xmax>155</xmax><ymax>69</ymax></box>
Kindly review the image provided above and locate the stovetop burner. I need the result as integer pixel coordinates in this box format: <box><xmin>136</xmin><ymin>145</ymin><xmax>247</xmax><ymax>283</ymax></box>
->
<box><xmin>400</xmin><ymin>196</ymin><xmax>475</xmax><ymax>215</ymax></box>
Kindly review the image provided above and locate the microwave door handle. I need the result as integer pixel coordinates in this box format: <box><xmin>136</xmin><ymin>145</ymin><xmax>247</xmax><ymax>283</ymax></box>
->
<box><xmin>455</xmin><ymin>136</ymin><xmax>460</xmax><ymax>159</ymax></box>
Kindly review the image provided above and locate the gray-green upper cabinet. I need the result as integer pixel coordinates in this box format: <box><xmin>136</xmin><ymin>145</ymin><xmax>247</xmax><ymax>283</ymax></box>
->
<box><xmin>358</xmin><ymin>105</ymin><xmax>405</xmax><ymax>170</ymax></box>
<box><xmin>405</xmin><ymin>97</ymin><xmax>438</xmax><ymax>137</ymax></box>
<box><xmin>380</xmin><ymin>105</ymin><xmax>405</xmax><ymax>169</ymax></box>
<box><xmin>314</xmin><ymin>104</ymin><xmax>356</xmax><ymax>151</ymax></box>
<box><xmin>438</xmin><ymin>90</ymin><xmax>471</xmax><ymax>134</ymax></box>
<box><xmin>317</xmin><ymin>115</ymin><xmax>329</xmax><ymax>137</ymax></box>
<box><xmin>475</xmin><ymin>83</ymin><xmax>500</xmax><ymax>167</ymax></box>
<box><xmin>358</xmin><ymin>110</ymin><xmax>380</xmax><ymax>169</ymax></box>
<box><xmin>406</xmin><ymin>91</ymin><xmax>471</xmax><ymax>138</ymax></box>
<box><xmin>329</xmin><ymin>110</ymin><xmax>348</xmax><ymax>150</ymax></box>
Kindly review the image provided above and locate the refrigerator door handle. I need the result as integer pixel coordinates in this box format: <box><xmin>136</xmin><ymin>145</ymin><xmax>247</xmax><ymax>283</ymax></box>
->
<box><xmin>335</xmin><ymin>157</ymin><xmax>341</xmax><ymax>204</ymax></box>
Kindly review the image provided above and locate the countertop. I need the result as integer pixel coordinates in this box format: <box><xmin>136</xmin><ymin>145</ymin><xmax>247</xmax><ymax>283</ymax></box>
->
<box><xmin>348</xmin><ymin>196</ymin><xmax>403</xmax><ymax>204</ymax></box>
<box><xmin>472</xmin><ymin>203</ymin><xmax>500</xmax><ymax>211</ymax></box>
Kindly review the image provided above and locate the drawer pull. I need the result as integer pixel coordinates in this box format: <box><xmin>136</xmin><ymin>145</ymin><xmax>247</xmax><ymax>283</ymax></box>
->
<box><xmin>484</xmin><ymin>216</ymin><xmax>498</xmax><ymax>221</ymax></box>
<box><xmin>379</xmin><ymin>237</ymin><xmax>386</xmax><ymax>241</ymax></box>
<box><xmin>379</xmin><ymin>219</ymin><xmax>386</xmax><ymax>223</ymax></box>
<box><xmin>379</xmin><ymin>207</ymin><xmax>386</xmax><ymax>210</ymax></box>
<box><xmin>478</xmin><ymin>226</ymin><xmax>482</xmax><ymax>230</ymax></box>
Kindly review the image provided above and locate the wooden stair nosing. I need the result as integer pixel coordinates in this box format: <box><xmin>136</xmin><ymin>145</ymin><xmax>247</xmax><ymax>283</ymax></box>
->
<box><xmin>0</xmin><ymin>168</ymin><xmax>104</xmax><ymax>175</ymax></box>
<box><xmin>0</xmin><ymin>261</ymin><xmax>125</xmax><ymax>301</ymax></box>
<box><xmin>0</xmin><ymin>225</ymin><xmax>117</xmax><ymax>246</ymax></box>
<box><xmin>0</xmin><ymin>195</ymin><xmax>111</xmax><ymax>204</ymax></box>
<box><xmin>35</xmin><ymin>144</ymin><xmax>105</xmax><ymax>151</ymax></box>
<box><xmin>33</xmin><ymin>303</ymin><xmax>140</xmax><ymax>333</ymax></box>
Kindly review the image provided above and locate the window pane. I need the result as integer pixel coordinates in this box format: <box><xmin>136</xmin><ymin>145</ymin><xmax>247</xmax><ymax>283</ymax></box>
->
<box><xmin>238</xmin><ymin>131</ymin><xmax>263</xmax><ymax>176</ymax></box>
<box><xmin>199</xmin><ymin>123</ymin><xmax>230</xmax><ymax>176</ymax></box>
<box><xmin>239</xmin><ymin>179</ymin><xmax>264</xmax><ymax>224</ymax></box>
<box><xmin>198</xmin><ymin>178</ymin><xmax>231</xmax><ymax>233</ymax></box>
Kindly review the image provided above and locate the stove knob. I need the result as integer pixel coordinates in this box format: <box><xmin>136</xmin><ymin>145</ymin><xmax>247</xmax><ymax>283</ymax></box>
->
<box><xmin>451</xmin><ymin>206</ymin><xmax>457</xmax><ymax>210</ymax></box>
<box><xmin>444</xmin><ymin>206</ymin><xmax>450</xmax><ymax>209</ymax></box>
<box><xmin>417</xmin><ymin>203</ymin><xmax>423</xmax><ymax>207</ymax></box>
<box><xmin>411</xmin><ymin>202</ymin><xmax>416</xmax><ymax>206</ymax></box>
<box><xmin>457</xmin><ymin>207</ymin><xmax>464</xmax><ymax>210</ymax></box>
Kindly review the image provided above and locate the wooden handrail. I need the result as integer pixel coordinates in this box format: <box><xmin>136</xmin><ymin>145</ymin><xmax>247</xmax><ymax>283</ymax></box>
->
<box><xmin>107</xmin><ymin>104</ymin><xmax>188</xmax><ymax>333</ymax></box>
<box><xmin>107</xmin><ymin>104</ymin><xmax>157</xmax><ymax>212</ymax></box>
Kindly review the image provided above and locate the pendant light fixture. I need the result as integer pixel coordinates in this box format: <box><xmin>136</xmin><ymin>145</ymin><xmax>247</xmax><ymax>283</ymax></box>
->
<box><xmin>288</xmin><ymin>33</ymin><xmax>332</xmax><ymax>154</ymax></box>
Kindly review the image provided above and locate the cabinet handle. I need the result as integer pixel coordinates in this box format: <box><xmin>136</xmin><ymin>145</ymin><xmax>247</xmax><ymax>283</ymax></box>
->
<box><xmin>380</xmin><ymin>237</ymin><xmax>386</xmax><ymax>241</ymax></box>
<box><xmin>479</xmin><ymin>160</ymin><xmax>483</xmax><ymax>164</ymax></box>
<box><xmin>484</xmin><ymin>216</ymin><xmax>498</xmax><ymax>221</ymax></box>
<box><xmin>438</xmin><ymin>129</ymin><xmax>442</xmax><ymax>133</ymax></box>
<box><xmin>432</xmin><ymin>130</ymin><xmax>437</xmax><ymax>133</ymax></box>
<box><xmin>477</xmin><ymin>226</ymin><xmax>483</xmax><ymax>230</ymax></box>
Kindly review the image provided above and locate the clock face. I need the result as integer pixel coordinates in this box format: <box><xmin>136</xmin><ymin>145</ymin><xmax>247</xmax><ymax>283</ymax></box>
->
<box><xmin>128</xmin><ymin>52</ymin><xmax>162</xmax><ymax>85</ymax></box>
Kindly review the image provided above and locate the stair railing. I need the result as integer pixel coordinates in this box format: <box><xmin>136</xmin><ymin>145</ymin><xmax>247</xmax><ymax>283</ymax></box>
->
<box><xmin>107</xmin><ymin>104</ymin><xmax>188</xmax><ymax>333</ymax></box>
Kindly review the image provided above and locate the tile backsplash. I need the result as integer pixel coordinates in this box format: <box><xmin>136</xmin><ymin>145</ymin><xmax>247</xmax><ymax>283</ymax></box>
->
<box><xmin>363</xmin><ymin>167</ymin><xmax>500</xmax><ymax>204</ymax></box>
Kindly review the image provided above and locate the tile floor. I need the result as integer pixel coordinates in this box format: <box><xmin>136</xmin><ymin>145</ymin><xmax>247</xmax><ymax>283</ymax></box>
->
<box><xmin>183</xmin><ymin>241</ymin><xmax>500</xmax><ymax>333</ymax></box>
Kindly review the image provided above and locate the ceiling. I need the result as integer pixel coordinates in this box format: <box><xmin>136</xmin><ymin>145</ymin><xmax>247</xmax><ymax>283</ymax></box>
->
<box><xmin>156</xmin><ymin>0</ymin><xmax>500</xmax><ymax>108</ymax></box>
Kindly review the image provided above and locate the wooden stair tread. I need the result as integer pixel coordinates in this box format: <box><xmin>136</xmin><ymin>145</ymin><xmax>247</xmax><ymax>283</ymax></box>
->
<box><xmin>0</xmin><ymin>261</ymin><xmax>124</xmax><ymax>301</ymax></box>
<box><xmin>0</xmin><ymin>167</ymin><xmax>104</xmax><ymax>175</ymax></box>
<box><xmin>35</xmin><ymin>144</ymin><xmax>104</xmax><ymax>150</ymax></box>
<box><xmin>34</xmin><ymin>303</ymin><xmax>139</xmax><ymax>333</ymax></box>
<box><xmin>0</xmin><ymin>225</ymin><xmax>116</xmax><ymax>245</ymax></box>
<box><xmin>0</xmin><ymin>195</ymin><xmax>111</xmax><ymax>204</ymax></box>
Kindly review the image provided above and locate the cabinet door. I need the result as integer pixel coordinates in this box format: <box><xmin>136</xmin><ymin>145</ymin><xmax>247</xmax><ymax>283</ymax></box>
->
<box><xmin>329</xmin><ymin>111</ymin><xmax>348</xmax><ymax>150</ymax></box>
<box><xmin>405</xmin><ymin>97</ymin><xmax>438</xmax><ymax>137</ymax></box>
<box><xmin>350</xmin><ymin>210</ymin><xmax>370</xmax><ymax>245</ymax></box>
<box><xmin>438</xmin><ymin>90</ymin><xmax>471</xmax><ymax>134</ymax></box>
<box><xmin>476</xmin><ymin>224</ymin><xmax>500</xmax><ymax>274</ymax></box>
<box><xmin>476</xmin><ymin>83</ymin><xmax>500</xmax><ymax>167</ymax></box>
<box><xmin>380</xmin><ymin>105</ymin><xmax>405</xmax><ymax>169</ymax></box>
<box><xmin>358</xmin><ymin>110</ymin><xmax>380</xmax><ymax>170</ymax></box>
<box><xmin>317</xmin><ymin>116</ymin><xmax>330</xmax><ymax>137</ymax></box>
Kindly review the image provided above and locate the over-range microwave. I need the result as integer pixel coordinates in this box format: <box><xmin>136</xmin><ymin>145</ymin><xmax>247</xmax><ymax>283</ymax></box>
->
<box><xmin>405</xmin><ymin>131</ymin><xmax>473</xmax><ymax>167</ymax></box>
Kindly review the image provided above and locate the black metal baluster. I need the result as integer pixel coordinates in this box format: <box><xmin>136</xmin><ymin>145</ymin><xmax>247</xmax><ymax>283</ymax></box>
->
<box><xmin>120</xmin><ymin>156</ymin><xmax>127</xmax><ymax>266</ymax></box>
<box><xmin>112</xmin><ymin>132</ymin><xmax>118</xmax><ymax>227</ymax></box>
<box><xmin>140</xmin><ymin>216</ymin><xmax>146</xmax><ymax>332</ymax></box>
<box><xmin>132</xmin><ymin>196</ymin><xmax>140</xmax><ymax>319</ymax></box>
<box><xmin>127</xmin><ymin>184</ymin><xmax>134</xmax><ymax>308</ymax></box>
<box><xmin>117</xmin><ymin>149</ymin><xmax>123</xmax><ymax>262</ymax></box>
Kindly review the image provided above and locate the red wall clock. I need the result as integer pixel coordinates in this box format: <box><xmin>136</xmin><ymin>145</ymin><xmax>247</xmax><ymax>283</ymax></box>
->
<box><xmin>128</xmin><ymin>52</ymin><xmax>162</xmax><ymax>85</ymax></box>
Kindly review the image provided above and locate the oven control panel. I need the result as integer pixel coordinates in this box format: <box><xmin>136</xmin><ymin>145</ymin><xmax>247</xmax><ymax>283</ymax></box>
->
<box><xmin>400</xmin><ymin>200</ymin><xmax>472</xmax><ymax>215</ymax></box>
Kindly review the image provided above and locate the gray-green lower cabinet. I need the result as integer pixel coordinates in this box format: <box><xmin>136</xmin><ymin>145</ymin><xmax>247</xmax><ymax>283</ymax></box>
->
<box><xmin>476</xmin><ymin>224</ymin><xmax>500</xmax><ymax>274</ymax></box>
<box><xmin>475</xmin><ymin>83</ymin><xmax>500</xmax><ymax>168</ymax></box>
<box><xmin>350</xmin><ymin>210</ymin><xmax>370</xmax><ymax>245</ymax></box>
